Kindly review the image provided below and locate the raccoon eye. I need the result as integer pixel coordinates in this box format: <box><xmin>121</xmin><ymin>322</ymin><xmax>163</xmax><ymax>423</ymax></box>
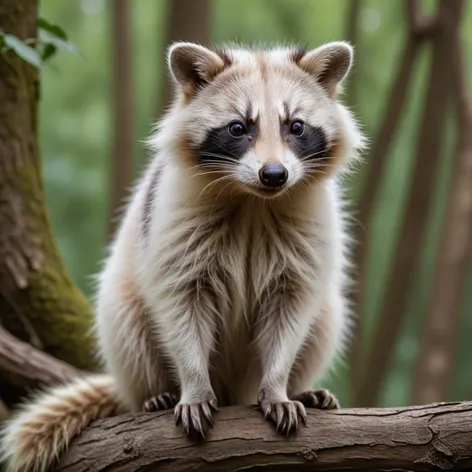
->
<box><xmin>290</xmin><ymin>120</ymin><xmax>305</xmax><ymax>136</ymax></box>
<box><xmin>228</xmin><ymin>121</ymin><xmax>247</xmax><ymax>137</ymax></box>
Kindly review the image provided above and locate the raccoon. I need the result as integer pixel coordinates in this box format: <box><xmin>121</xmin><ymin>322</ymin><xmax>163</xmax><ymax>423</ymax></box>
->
<box><xmin>0</xmin><ymin>41</ymin><xmax>364</xmax><ymax>472</ymax></box>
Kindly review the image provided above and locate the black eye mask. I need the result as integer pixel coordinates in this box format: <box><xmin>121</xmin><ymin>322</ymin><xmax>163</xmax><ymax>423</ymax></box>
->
<box><xmin>285</xmin><ymin>124</ymin><xmax>330</xmax><ymax>162</ymax></box>
<box><xmin>198</xmin><ymin>122</ymin><xmax>257</xmax><ymax>164</ymax></box>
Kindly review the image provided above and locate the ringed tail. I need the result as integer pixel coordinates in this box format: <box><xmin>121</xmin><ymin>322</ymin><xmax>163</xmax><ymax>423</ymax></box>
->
<box><xmin>0</xmin><ymin>374</ymin><xmax>123</xmax><ymax>472</ymax></box>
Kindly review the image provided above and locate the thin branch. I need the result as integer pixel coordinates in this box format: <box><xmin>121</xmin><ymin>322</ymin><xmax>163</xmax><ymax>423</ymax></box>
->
<box><xmin>56</xmin><ymin>402</ymin><xmax>472</xmax><ymax>471</ymax></box>
<box><xmin>350</xmin><ymin>1</ymin><xmax>429</xmax><ymax>402</ymax></box>
<box><xmin>405</xmin><ymin>0</ymin><xmax>437</xmax><ymax>39</ymax></box>
<box><xmin>405</xmin><ymin>0</ymin><xmax>422</xmax><ymax>29</ymax></box>
<box><xmin>410</xmin><ymin>37</ymin><xmax>472</xmax><ymax>404</ymax></box>
<box><xmin>354</xmin><ymin>0</ymin><xmax>465</xmax><ymax>407</ymax></box>
<box><xmin>0</xmin><ymin>326</ymin><xmax>83</xmax><ymax>389</ymax></box>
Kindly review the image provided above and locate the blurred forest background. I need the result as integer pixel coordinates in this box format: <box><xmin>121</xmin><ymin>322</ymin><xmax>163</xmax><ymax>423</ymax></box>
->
<box><xmin>1</xmin><ymin>0</ymin><xmax>472</xmax><ymax>413</ymax></box>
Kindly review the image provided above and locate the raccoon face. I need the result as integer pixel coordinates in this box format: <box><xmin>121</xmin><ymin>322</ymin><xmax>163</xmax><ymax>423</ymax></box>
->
<box><xmin>167</xmin><ymin>41</ymin><xmax>363</xmax><ymax>199</ymax></box>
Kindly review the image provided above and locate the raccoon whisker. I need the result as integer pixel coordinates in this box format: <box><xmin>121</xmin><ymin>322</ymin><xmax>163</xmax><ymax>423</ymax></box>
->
<box><xmin>198</xmin><ymin>160</ymin><xmax>254</xmax><ymax>175</ymax></box>
<box><xmin>288</xmin><ymin>179</ymin><xmax>311</xmax><ymax>197</ymax></box>
<box><xmin>197</xmin><ymin>162</ymin><xmax>238</xmax><ymax>171</ymax></box>
<box><xmin>300</xmin><ymin>148</ymin><xmax>331</xmax><ymax>161</ymax></box>
<box><xmin>200</xmin><ymin>151</ymin><xmax>240</xmax><ymax>164</ymax></box>
<box><xmin>200</xmin><ymin>175</ymin><xmax>233</xmax><ymax>196</ymax></box>
<box><xmin>306</xmin><ymin>169</ymin><xmax>328</xmax><ymax>176</ymax></box>
<box><xmin>303</xmin><ymin>163</ymin><xmax>336</xmax><ymax>170</ymax></box>
<box><xmin>228</xmin><ymin>181</ymin><xmax>246</xmax><ymax>202</ymax></box>
<box><xmin>210</xmin><ymin>138</ymin><xmax>244</xmax><ymax>161</ymax></box>
<box><xmin>199</xmin><ymin>174</ymin><xmax>234</xmax><ymax>197</ymax></box>
<box><xmin>192</xmin><ymin>170</ymin><xmax>232</xmax><ymax>179</ymax></box>
<box><xmin>198</xmin><ymin>159</ymin><xmax>236</xmax><ymax>165</ymax></box>
<box><xmin>307</xmin><ymin>155</ymin><xmax>336</xmax><ymax>162</ymax></box>
<box><xmin>214</xmin><ymin>178</ymin><xmax>237</xmax><ymax>202</ymax></box>
<box><xmin>300</xmin><ymin>147</ymin><xmax>330</xmax><ymax>158</ymax></box>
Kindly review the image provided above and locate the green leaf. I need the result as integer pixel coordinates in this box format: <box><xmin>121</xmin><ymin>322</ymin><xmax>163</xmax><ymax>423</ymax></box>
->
<box><xmin>41</xmin><ymin>43</ymin><xmax>57</xmax><ymax>62</ymax></box>
<box><xmin>39</xmin><ymin>30</ymin><xmax>83</xmax><ymax>59</ymax></box>
<box><xmin>3</xmin><ymin>33</ymin><xmax>42</xmax><ymax>68</ymax></box>
<box><xmin>37</xmin><ymin>17</ymin><xmax>68</xmax><ymax>40</ymax></box>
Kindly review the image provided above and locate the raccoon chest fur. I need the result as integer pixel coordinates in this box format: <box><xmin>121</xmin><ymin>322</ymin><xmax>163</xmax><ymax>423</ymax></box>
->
<box><xmin>145</xmin><ymin>196</ymin><xmax>331</xmax><ymax>405</ymax></box>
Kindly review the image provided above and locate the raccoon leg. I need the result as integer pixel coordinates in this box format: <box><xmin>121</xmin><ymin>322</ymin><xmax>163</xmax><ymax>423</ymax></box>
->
<box><xmin>153</xmin><ymin>291</ymin><xmax>218</xmax><ymax>439</ymax></box>
<box><xmin>287</xmin><ymin>296</ymin><xmax>344</xmax><ymax>411</ymax></box>
<box><xmin>254</xmin><ymin>298</ymin><xmax>314</xmax><ymax>435</ymax></box>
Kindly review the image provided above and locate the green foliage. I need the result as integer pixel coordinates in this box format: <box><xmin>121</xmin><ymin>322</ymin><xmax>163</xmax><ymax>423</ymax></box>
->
<box><xmin>0</xmin><ymin>17</ymin><xmax>81</xmax><ymax>67</ymax></box>
<box><xmin>0</xmin><ymin>30</ymin><xmax>42</xmax><ymax>67</ymax></box>
<box><xmin>36</xmin><ymin>0</ymin><xmax>472</xmax><ymax>407</ymax></box>
<box><xmin>38</xmin><ymin>17</ymin><xmax>83</xmax><ymax>61</ymax></box>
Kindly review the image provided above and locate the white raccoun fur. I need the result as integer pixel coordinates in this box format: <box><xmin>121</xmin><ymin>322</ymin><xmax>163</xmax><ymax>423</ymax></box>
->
<box><xmin>0</xmin><ymin>40</ymin><xmax>365</xmax><ymax>472</ymax></box>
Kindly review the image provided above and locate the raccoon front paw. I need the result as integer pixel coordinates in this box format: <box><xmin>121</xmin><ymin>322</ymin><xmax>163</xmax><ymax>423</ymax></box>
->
<box><xmin>258</xmin><ymin>388</ymin><xmax>307</xmax><ymax>435</ymax></box>
<box><xmin>174</xmin><ymin>391</ymin><xmax>218</xmax><ymax>439</ymax></box>
<box><xmin>291</xmin><ymin>388</ymin><xmax>340</xmax><ymax>410</ymax></box>
<box><xmin>143</xmin><ymin>392</ymin><xmax>178</xmax><ymax>412</ymax></box>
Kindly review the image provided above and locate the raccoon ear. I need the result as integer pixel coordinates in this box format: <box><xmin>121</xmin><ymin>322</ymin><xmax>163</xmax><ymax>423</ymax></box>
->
<box><xmin>297</xmin><ymin>42</ymin><xmax>353</xmax><ymax>98</ymax></box>
<box><xmin>168</xmin><ymin>42</ymin><xmax>226</xmax><ymax>97</ymax></box>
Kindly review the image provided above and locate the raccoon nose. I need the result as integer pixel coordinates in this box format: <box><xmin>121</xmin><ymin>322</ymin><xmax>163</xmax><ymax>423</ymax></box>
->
<box><xmin>259</xmin><ymin>164</ymin><xmax>288</xmax><ymax>188</ymax></box>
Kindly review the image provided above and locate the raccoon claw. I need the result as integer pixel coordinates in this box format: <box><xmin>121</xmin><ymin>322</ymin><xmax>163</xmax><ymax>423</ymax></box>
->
<box><xmin>143</xmin><ymin>392</ymin><xmax>178</xmax><ymax>412</ymax></box>
<box><xmin>259</xmin><ymin>394</ymin><xmax>306</xmax><ymax>435</ymax></box>
<box><xmin>174</xmin><ymin>393</ymin><xmax>218</xmax><ymax>439</ymax></box>
<box><xmin>291</xmin><ymin>389</ymin><xmax>340</xmax><ymax>410</ymax></box>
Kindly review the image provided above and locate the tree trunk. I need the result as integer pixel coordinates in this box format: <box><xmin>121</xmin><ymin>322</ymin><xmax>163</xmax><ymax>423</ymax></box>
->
<box><xmin>410</xmin><ymin>39</ymin><xmax>472</xmax><ymax>405</ymax></box>
<box><xmin>355</xmin><ymin>0</ymin><xmax>464</xmax><ymax>407</ymax></box>
<box><xmin>0</xmin><ymin>398</ymin><xmax>8</xmax><ymax>421</ymax></box>
<box><xmin>344</xmin><ymin>0</ymin><xmax>361</xmax><ymax>105</ymax></box>
<box><xmin>157</xmin><ymin>0</ymin><xmax>212</xmax><ymax>116</ymax></box>
<box><xmin>108</xmin><ymin>0</ymin><xmax>134</xmax><ymax>239</ymax></box>
<box><xmin>56</xmin><ymin>402</ymin><xmax>472</xmax><ymax>471</ymax></box>
<box><xmin>0</xmin><ymin>0</ymin><xmax>97</xmax><ymax>377</ymax></box>
<box><xmin>350</xmin><ymin>0</ymin><xmax>433</xmax><ymax>404</ymax></box>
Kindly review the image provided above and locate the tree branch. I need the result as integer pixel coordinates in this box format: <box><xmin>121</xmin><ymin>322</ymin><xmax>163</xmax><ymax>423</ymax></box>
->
<box><xmin>410</xmin><ymin>37</ymin><xmax>472</xmax><ymax>404</ymax></box>
<box><xmin>354</xmin><ymin>0</ymin><xmax>465</xmax><ymax>407</ymax></box>
<box><xmin>405</xmin><ymin>0</ymin><xmax>437</xmax><ymax>39</ymax></box>
<box><xmin>56</xmin><ymin>402</ymin><xmax>472</xmax><ymax>471</ymax></box>
<box><xmin>350</xmin><ymin>0</ymin><xmax>428</xmax><ymax>402</ymax></box>
<box><xmin>0</xmin><ymin>326</ymin><xmax>83</xmax><ymax>390</ymax></box>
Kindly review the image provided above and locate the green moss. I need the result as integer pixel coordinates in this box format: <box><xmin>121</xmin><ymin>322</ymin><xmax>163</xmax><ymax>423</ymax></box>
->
<box><xmin>0</xmin><ymin>37</ymin><xmax>98</xmax><ymax>372</ymax></box>
<box><xmin>25</xmin><ymin>264</ymin><xmax>98</xmax><ymax>370</ymax></box>
<box><xmin>12</xmin><ymin>161</ymin><xmax>98</xmax><ymax>370</ymax></box>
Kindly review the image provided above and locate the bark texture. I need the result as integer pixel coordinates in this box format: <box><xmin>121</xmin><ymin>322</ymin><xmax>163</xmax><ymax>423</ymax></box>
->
<box><xmin>355</xmin><ymin>0</ymin><xmax>464</xmax><ymax>407</ymax></box>
<box><xmin>0</xmin><ymin>0</ymin><xmax>96</xmax><ymax>371</ymax></box>
<box><xmin>108</xmin><ymin>0</ymin><xmax>134</xmax><ymax>238</ymax></box>
<box><xmin>410</xmin><ymin>39</ymin><xmax>472</xmax><ymax>405</ymax></box>
<box><xmin>57</xmin><ymin>402</ymin><xmax>472</xmax><ymax>471</ymax></box>
<box><xmin>157</xmin><ymin>0</ymin><xmax>212</xmax><ymax>116</ymax></box>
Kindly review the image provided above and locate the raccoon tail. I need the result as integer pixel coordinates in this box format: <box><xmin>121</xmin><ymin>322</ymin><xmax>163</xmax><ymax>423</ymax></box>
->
<box><xmin>0</xmin><ymin>374</ymin><xmax>125</xmax><ymax>472</ymax></box>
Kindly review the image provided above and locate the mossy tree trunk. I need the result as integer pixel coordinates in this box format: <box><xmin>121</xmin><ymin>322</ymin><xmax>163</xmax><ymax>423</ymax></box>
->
<box><xmin>0</xmin><ymin>0</ymin><xmax>98</xmax><ymax>402</ymax></box>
